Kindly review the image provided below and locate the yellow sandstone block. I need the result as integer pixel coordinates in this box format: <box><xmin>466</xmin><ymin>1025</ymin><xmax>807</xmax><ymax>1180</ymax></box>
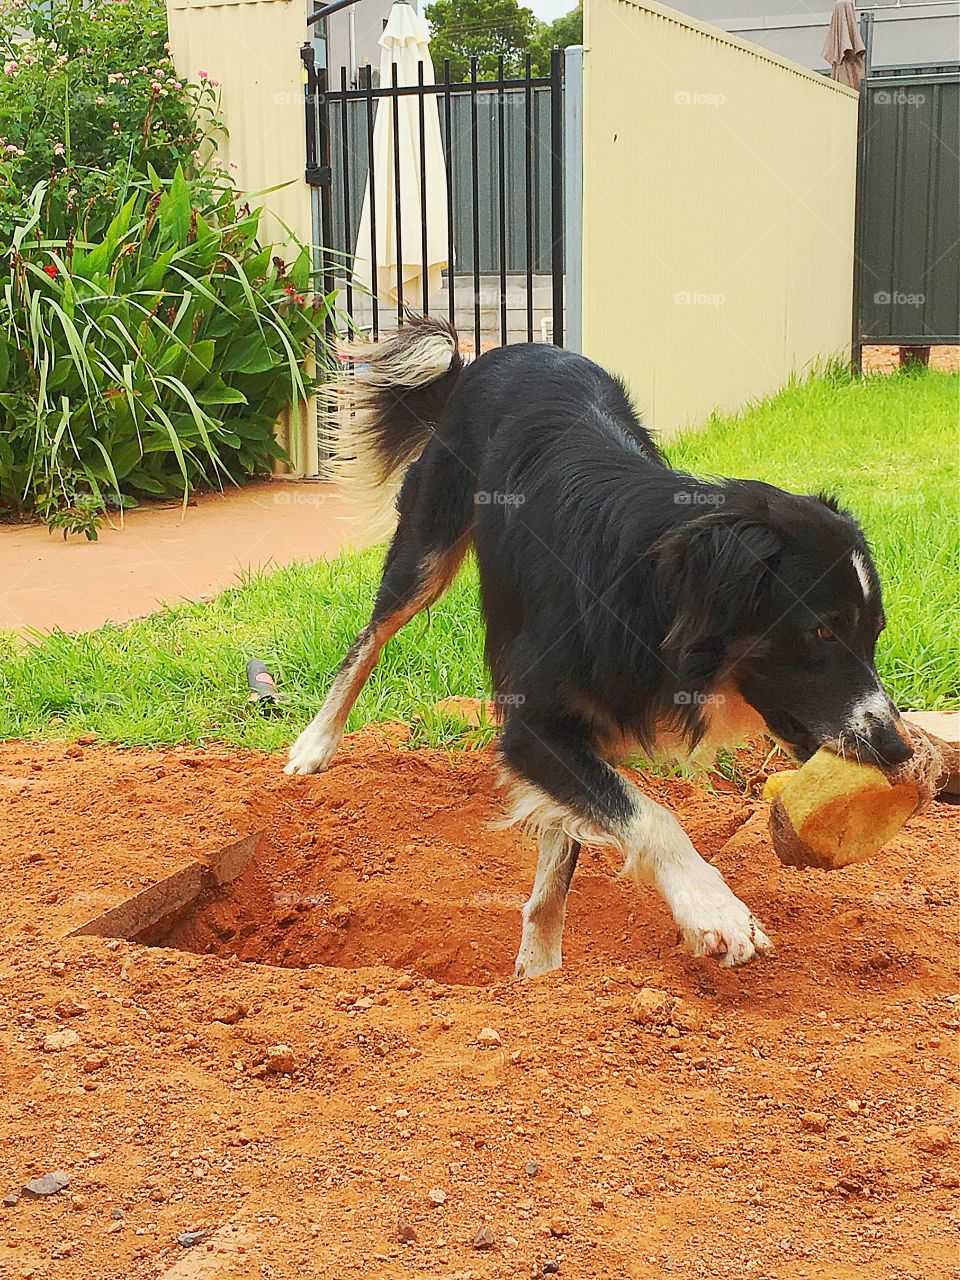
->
<box><xmin>768</xmin><ymin>725</ymin><xmax>944</xmax><ymax>870</ymax></box>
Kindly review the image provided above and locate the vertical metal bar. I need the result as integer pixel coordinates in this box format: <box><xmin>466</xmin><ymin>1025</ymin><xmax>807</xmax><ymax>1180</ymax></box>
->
<box><xmin>524</xmin><ymin>53</ymin><xmax>534</xmax><ymax>343</ymax></box>
<box><xmin>470</xmin><ymin>56</ymin><xmax>481</xmax><ymax>356</ymax></box>
<box><xmin>317</xmin><ymin>63</ymin><xmax>336</xmax><ymax>328</ymax></box>
<box><xmin>859</xmin><ymin>11</ymin><xmax>874</xmax><ymax>76</ymax></box>
<box><xmin>418</xmin><ymin>59</ymin><xmax>430</xmax><ymax>314</ymax></box>
<box><xmin>497</xmin><ymin>56</ymin><xmax>508</xmax><ymax>346</ymax></box>
<box><xmin>364</xmin><ymin>64</ymin><xmax>379</xmax><ymax>339</ymax></box>
<box><xmin>851</xmin><ymin>78</ymin><xmax>870</xmax><ymax>373</ymax></box>
<box><xmin>391</xmin><ymin>60</ymin><xmax>404</xmax><ymax>325</ymax></box>
<box><xmin>549</xmin><ymin>46</ymin><xmax>564</xmax><ymax>347</ymax></box>
<box><xmin>563</xmin><ymin>46</ymin><xmax>584</xmax><ymax>353</ymax></box>
<box><xmin>339</xmin><ymin>65</ymin><xmax>354</xmax><ymax>325</ymax></box>
<box><xmin>444</xmin><ymin>60</ymin><xmax>456</xmax><ymax>330</ymax></box>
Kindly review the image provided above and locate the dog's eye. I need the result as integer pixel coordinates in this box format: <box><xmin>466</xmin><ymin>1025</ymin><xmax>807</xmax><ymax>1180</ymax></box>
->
<box><xmin>815</xmin><ymin>626</ymin><xmax>838</xmax><ymax>642</ymax></box>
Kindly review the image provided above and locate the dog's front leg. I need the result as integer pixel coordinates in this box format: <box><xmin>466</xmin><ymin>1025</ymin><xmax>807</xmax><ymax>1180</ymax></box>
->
<box><xmin>616</xmin><ymin>791</ymin><xmax>772</xmax><ymax>965</ymax></box>
<box><xmin>501</xmin><ymin>713</ymin><xmax>771</xmax><ymax>969</ymax></box>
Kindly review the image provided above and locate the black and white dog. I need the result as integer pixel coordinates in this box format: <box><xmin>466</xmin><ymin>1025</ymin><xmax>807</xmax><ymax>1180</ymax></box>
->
<box><xmin>286</xmin><ymin>317</ymin><xmax>912</xmax><ymax>977</ymax></box>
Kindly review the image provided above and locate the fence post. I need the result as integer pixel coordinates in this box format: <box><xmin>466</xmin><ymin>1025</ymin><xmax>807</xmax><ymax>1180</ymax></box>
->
<box><xmin>549</xmin><ymin>46</ymin><xmax>564</xmax><ymax>347</ymax></box>
<box><xmin>563</xmin><ymin>45</ymin><xmax>584</xmax><ymax>354</ymax></box>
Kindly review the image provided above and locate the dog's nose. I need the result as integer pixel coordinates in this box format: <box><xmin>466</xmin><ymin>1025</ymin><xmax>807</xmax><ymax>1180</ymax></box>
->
<box><xmin>864</xmin><ymin>713</ymin><xmax>914</xmax><ymax>767</ymax></box>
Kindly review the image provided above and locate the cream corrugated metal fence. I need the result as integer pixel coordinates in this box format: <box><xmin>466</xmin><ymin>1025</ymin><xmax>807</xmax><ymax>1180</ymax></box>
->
<box><xmin>582</xmin><ymin>0</ymin><xmax>860</xmax><ymax>438</ymax></box>
<box><xmin>166</xmin><ymin>0</ymin><xmax>318</xmax><ymax>475</ymax></box>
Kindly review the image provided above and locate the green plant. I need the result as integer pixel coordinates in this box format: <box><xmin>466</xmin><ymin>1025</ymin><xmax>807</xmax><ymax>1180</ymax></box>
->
<box><xmin>0</xmin><ymin>0</ymin><xmax>220</xmax><ymax>242</ymax></box>
<box><xmin>1</xmin><ymin>171</ymin><xmax>333</xmax><ymax>526</ymax></box>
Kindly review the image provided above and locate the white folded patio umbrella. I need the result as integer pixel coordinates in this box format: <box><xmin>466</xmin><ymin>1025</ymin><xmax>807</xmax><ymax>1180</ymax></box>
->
<box><xmin>352</xmin><ymin>0</ymin><xmax>450</xmax><ymax>309</ymax></box>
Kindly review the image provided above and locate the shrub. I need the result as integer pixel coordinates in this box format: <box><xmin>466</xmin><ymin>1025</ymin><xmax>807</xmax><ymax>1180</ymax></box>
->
<box><xmin>1</xmin><ymin>172</ymin><xmax>332</xmax><ymax>537</ymax></box>
<box><xmin>0</xmin><ymin>0</ymin><xmax>333</xmax><ymax>535</ymax></box>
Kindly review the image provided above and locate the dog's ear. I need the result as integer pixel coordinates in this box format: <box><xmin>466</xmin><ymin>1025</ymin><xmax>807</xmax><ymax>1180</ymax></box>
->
<box><xmin>654</xmin><ymin>513</ymin><xmax>783</xmax><ymax>667</ymax></box>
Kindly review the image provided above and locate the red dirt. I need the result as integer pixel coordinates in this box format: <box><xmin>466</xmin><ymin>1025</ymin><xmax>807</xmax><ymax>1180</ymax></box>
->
<box><xmin>0</xmin><ymin>731</ymin><xmax>957</xmax><ymax>1279</ymax></box>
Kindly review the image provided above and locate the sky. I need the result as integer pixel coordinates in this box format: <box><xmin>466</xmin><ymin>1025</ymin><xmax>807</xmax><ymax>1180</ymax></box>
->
<box><xmin>527</xmin><ymin>0</ymin><xmax>576</xmax><ymax>19</ymax></box>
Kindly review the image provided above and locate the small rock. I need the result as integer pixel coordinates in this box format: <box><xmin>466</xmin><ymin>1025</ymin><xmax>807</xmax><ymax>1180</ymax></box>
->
<box><xmin>110</xmin><ymin>1208</ymin><xmax>125</xmax><ymax>1220</ymax></box>
<box><xmin>3</xmin><ymin>1193</ymin><xmax>18</xmax><ymax>1207</ymax></box>
<box><xmin>428</xmin><ymin>1187</ymin><xmax>447</xmax><ymax>1207</ymax></box>
<box><xmin>524</xmin><ymin>1160</ymin><xmax>539</xmax><ymax>1178</ymax></box>
<box><xmin>543</xmin><ymin>1262</ymin><xmax>561</xmax><ymax>1275</ymax></box>
<box><xmin>630</xmin><ymin>988</ymin><xmax>673</xmax><ymax>1026</ymax></box>
<box><xmin>477</xmin><ymin>1028</ymin><xmax>501</xmax><ymax>1048</ymax></box>
<box><xmin>263</xmin><ymin>1045</ymin><xmax>296</xmax><ymax>1075</ymax></box>
<box><xmin>549</xmin><ymin>1218</ymin><xmax>570</xmax><ymax>1238</ymax></box>
<box><xmin>22</xmin><ymin>1171</ymin><xmax>70</xmax><ymax>1198</ymax></box>
<box><xmin>106</xmin><ymin>1220</ymin><xmax>123</xmax><ymax>1235</ymax></box>
<box><xmin>54</xmin><ymin>998</ymin><xmax>86</xmax><ymax>1019</ymax></box>
<box><xmin>845</xmin><ymin>1099</ymin><xmax>861</xmax><ymax>1114</ymax></box>
<box><xmin>396</xmin><ymin>975</ymin><xmax>415</xmax><ymax>991</ymax></box>
<box><xmin>939</xmin><ymin>1168</ymin><xmax>960</xmax><ymax>1188</ymax></box>
<box><xmin>579</xmin><ymin>1105</ymin><xmax>593</xmax><ymax>1119</ymax></box>
<box><xmin>801</xmin><ymin>1111</ymin><xmax>828</xmax><ymax>1134</ymax></box>
<box><xmin>209</xmin><ymin>1003</ymin><xmax>247</xmax><ymax>1025</ymax></box>
<box><xmin>178</xmin><ymin>1229</ymin><xmax>208</xmax><ymax>1248</ymax></box>
<box><xmin>397</xmin><ymin>1217</ymin><xmax>417</xmax><ymax>1243</ymax></box>
<box><xmin>43</xmin><ymin>1029</ymin><xmax>80</xmax><ymax>1052</ymax></box>
<box><xmin>473</xmin><ymin>1222</ymin><xmax>495</xmax><ymax>1250</ymax></box>
<box><xmin>915</xmin><ymin>1124</ymin><xmax>951</xmax><ymax>1154</ymax></box>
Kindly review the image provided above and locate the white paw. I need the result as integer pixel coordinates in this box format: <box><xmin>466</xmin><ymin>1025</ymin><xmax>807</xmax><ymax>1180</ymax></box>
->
<box><xmin>284</xmin><ymin>726</ymin><xmax>341</xmax><ymax>776</ymax></box>
<box><xmin>514</xmin><ymin>923</ymin><xmax>562</xmax><ymax>979</ymax></box>
<box><xmin>671</xmin><ymin>869</ymin><xmax>772</xmax><ymax>966</ymax></box>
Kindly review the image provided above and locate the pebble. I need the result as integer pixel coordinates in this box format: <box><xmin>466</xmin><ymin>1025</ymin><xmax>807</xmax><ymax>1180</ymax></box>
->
<box><xmin>110</xmin><ymin>1208</ymin><xmax>125</xmax><ymax>1220</ymax></box>
<box><xmin>630</xmin><ymin>988</ymin><xmax>673</xmax><ymax>1026</ymax></box>
<box><xmin>3</xmin><ymin>1193</ymin><xmax>18</xmax><ymax>1207</ymax></box>
<box><xmin>397</xmin><ymin>1217</ymin><xmax>418</xmax><ymax>1243</ymax></box>
<box><xmin>263</xmin><ymin>1045</ymin><xmax>296</xmax><ymax>1075</ymax></box>
<box><xmin>915</xmin><ymin>1124</ymin><xmax>951</xmax><ymax>1154</ymax></box>
<box><xmin>396</xmin><ymin>976</ymin><xmax>415</xmax><ymax>991</ymax></box>
<box><xmin>106</xmin><ymin>1221</ymin><xmax>123</xmax><ymax>1235</ymax></box>
<box><xmin>801</xmin><ymin>1111</ymin><xmax>828</xmax><ymax>1133</ymax></box>
<box><xmin>54</xmin><ymin>998</ymin><xmax>86</xmax><ymax>1019</ymax></box>
<box><xmin>476</xmin><ymin>1028</ymin><xmax>501</xmax><ymax>1048</ymax></box>
<box><xmin>43</xmin><ymin>1029</ymin><xmax>80</xmax><ymax>1052</ymax></box>
<box><xmin>473</xmin><ymin>1223</ymin><xmax>495</xmax><ymax>1251</ymax></box>
<box><xmin>579</xmin><ymin>1105</ymin><xmax>593</xmax><ymax>1119</ymax></box>
<box><xmin>209</xmin><ymin>1003</ymin><xmax>247</xmax><ymax>1025</ymax></box>
<box><xmin>543</xmin><ymin>1263</ymin><xmax>561</xmax><ymax>1275</ymax></box>
<box><xmin>428</xmin><ymin>1187</ymin><xmax>447</xmax><ymax>1207</ymax></box>
<box><xmin>178</xmin><ymin>1230</ymin><xmax>208</xmax><ymax>1247</ymax></box>
<box><xmin>524</xmin><ymin>1161</ymin><xmax>539</xmax><ymax>1178</ymax></box>
<box><xmin>23</xmin><ymin>1171</ymin><xmax>70</xmax><ymax>1198</ymax></box>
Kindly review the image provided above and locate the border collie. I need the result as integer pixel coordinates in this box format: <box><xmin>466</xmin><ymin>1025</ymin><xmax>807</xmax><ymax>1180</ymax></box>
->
<box><xmin>286</xmin><ymin>317</ymin><xmax>912</xmax><ymax>977</ymax></box>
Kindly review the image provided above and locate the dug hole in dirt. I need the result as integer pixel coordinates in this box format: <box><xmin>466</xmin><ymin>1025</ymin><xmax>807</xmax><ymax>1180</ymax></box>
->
<box><xmin>0</xmin><ymin>726</ymin><xmax>956</xmax><ymax>1280</ymax></box>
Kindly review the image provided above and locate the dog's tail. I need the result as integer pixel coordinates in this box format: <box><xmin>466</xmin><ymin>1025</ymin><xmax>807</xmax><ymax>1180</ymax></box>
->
<box><xmin>323</xmin><ymin>314</ymin><xmax>463</xmax><ymax>538</ymax></box>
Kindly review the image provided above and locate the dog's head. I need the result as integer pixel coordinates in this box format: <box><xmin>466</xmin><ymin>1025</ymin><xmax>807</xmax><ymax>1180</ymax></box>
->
<box><xmin>655</xmin><ymin>484</ymin><xmax>912</xmax><ymax>767</ymax></box>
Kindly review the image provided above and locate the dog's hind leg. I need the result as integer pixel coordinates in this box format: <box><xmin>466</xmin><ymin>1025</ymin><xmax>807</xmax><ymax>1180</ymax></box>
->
<box><xmin>514</xmin><ymin>824</ymin><xmax>581</xmax><ymax>978</ymax></box>
<box><xmin>286</xmin><ymin>449</ymin><xmax>474</xmax><ymax>777</ymax></box>
<box><xmin>285</xmin><ymin>535</ymin><xmax>468</xmax><ymax>776</ymax></box>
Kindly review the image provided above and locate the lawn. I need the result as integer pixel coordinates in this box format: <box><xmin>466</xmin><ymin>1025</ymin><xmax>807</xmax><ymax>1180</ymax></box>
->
<box><xmin>1</xmin><ymin>366</ymin><xmax>957</xmax><ymax>749</ymax></box>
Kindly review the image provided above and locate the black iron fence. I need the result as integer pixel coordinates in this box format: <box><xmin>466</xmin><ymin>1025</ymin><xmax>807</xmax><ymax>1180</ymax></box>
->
<box><xmin>303</xmin><ymin>48</ymin><xmax>565</xmax><ymax>352</ymax></box>
<box><xmin>853</xmin><ymin>62</ymin><xmax>960</xmax><ymax>363</ymax></box>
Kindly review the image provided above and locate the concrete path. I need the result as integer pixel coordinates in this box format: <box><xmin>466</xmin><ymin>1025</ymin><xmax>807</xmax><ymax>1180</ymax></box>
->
<box><xmin>2</xmin><ymin>481</ymin><xmax>370</xmax><ymax>635</ymax></box>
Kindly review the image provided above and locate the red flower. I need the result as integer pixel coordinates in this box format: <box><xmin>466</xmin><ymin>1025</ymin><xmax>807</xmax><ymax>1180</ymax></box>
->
<box><xmin>43</xmin><ymin>264</ymin><xmax>58</xmax><ymax>278</ymax></box>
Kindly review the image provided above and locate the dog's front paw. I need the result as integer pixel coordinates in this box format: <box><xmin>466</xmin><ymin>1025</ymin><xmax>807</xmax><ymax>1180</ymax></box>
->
<box><xmin>284</xmin><ymin>726</ymin><xmax>341</xmax><ymax>776</ymax></box>
<box><xmin>678</xmin><ymin>883</ymin><xmax>772</xmax><ymax>966</ymax></box>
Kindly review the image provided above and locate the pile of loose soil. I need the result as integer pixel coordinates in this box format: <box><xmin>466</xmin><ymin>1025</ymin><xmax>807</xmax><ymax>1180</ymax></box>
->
<box><xmin>0</xmin><ymin>730</ymin><xmax>956</xmax><ymax>1280</ymax></box>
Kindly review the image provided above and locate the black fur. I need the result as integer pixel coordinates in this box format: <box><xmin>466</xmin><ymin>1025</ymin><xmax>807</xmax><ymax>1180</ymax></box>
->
<box><xmin>337</xmin><ymin>322</ymin><xmax>911</xmax><ymax>823</ymax></box>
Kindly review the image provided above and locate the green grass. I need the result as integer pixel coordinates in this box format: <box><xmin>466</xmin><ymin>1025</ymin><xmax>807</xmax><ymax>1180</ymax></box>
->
<box><xmin>0</xmin><ymin>365</ymin><xmax>957</xmax><ymax>749</ymax></box>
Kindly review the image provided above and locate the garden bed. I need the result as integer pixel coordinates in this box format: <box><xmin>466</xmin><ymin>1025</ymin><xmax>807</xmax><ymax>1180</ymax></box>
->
<box><xmin>0</xmin><ymin>730</ymin><xmax>956</xmax><ymax>1279</ymax></box>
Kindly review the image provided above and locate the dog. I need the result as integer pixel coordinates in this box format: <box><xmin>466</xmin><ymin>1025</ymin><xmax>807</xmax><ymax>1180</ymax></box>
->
<box><xmin>286</xmin><ymin>316</ymin><xmax>912</xmax><ymax>977</ymax></box>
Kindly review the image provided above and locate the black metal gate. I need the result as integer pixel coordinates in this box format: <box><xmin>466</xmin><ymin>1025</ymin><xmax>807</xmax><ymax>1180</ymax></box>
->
<box><xmin>302</xmin><ymin>47</ymin><xmax>566</xmax><ymax>353</ymax></box>
<box><xmin>853</xmin><ymin>62</ymin><xmax>960</xmax><ymax>364</ymax></box>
